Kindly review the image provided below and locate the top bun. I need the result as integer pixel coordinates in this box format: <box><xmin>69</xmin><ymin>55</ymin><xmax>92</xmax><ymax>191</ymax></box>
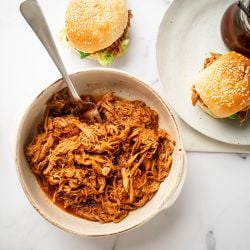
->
<box><xmin>193</xmin><ymin>51</ymin><xmax>250</xmax><ymax>118</ymax></box>
<box><xmin>65</xmin><ymin>0</ymin><xmax>128</xmax><ymax>53</ymax></box>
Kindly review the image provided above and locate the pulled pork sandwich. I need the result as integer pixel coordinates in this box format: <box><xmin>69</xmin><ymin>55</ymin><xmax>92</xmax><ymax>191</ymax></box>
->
<box><xmin>191</xmin><ymin>51</ymin><xmax>250</xmax><ymax>124</ymax></box>
<box><xmin>61</xmin><ymin>0</ymin><xmax>132</xmax><ymax>66</ymax></box>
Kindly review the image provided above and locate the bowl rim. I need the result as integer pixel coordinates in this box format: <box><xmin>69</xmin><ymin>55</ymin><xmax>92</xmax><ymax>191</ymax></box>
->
<box><xmin>15</xmin><ymin>67</ymin><xmax>186</xmax><ymax>237</ymax></box>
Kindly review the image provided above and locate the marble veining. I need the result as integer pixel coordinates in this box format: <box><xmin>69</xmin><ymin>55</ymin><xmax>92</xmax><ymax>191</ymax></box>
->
<box><xmin>238</xmin><ymin>154</ymin><xmax>248</xmax><ymax>160</ymax></box>
<box><xmin>150</xmin><ymin>79</ymin><xmax>159</xmax><ymax>86</ymax></box>
<box><xmin>111</xmin><ymin>236</ymin><xmax>120</xmax><ymax>250</ymax></box>
<box><xmin>206</xmin><ymin>230</ymin><xmax>216</xmax><ymax>250</ymax></box>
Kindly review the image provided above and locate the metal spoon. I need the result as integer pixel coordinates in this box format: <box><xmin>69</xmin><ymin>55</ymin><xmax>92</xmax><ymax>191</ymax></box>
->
<box><xmin>20</xmin><ymin>0</ymin><xmax>102</xmax><ymax>123</ymax></box>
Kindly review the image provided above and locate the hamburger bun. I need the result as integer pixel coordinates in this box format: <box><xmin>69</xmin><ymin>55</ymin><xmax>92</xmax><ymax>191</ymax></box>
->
<box><xmin>193</xmin><ymin>51</ymin><xmax>250</xmax><ymax>118</ymax></box>
<box><xmin>65</xmin><ymin>0</ymin><xmax>128</xmax><ymax>53</ymax></box>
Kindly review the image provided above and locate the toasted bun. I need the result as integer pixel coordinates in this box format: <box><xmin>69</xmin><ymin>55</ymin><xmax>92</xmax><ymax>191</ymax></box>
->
<box><xmin>193</xmin><ymin>51</ymin><xmax>250</xmax><ymax>118</ymax></box>
<box><xmin>197</xmin><ymin>101</ymin><xmax>219</xmax><ymax>118</ymax></box>
<box><xmin>65</xmin><ymin>0</ymin><xmax>128</xmax><ymax>53</ymax></box>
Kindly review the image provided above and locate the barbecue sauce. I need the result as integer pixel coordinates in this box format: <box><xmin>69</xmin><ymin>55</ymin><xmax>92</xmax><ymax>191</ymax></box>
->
<box><xmin>221</xmin><ymin>2</ymin><xmax>250</xmax><ymax>57</ymax></box>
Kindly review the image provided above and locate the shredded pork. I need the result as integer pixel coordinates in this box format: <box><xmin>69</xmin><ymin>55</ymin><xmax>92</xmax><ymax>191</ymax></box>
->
<box><xmin>203</xmin><ymin>52</ymin><xmax>221</xmax><ymax>68</ymax></box>
<box><xmin>25</xmin><ymin>89</ymin><xmax>175</xmax><ymax>223</ymax></box>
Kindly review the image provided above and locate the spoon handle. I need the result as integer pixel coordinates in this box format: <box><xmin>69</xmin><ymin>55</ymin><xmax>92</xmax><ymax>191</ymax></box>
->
<box><xmin>20</xmin><ymin>0</ymin><xmax>81</xmax><ymax>101</ymax></box>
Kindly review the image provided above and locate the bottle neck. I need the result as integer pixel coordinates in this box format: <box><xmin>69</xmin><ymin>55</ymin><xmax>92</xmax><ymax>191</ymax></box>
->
<box><xmin>240</xmin><ymin>0</ymin><xmax>250</xmax><ymax>32</ymax></box>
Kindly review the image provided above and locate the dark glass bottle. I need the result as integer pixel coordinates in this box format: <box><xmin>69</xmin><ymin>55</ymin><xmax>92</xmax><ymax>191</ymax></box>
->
<box><xmin>221</xmin><ymin>0</ymin><xmax>250</xmax><ymax>57</ymax></box>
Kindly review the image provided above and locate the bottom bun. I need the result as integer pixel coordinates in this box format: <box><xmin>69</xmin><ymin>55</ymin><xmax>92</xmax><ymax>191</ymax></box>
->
<box><xmin>197</xmin><ymin>101</ymin><xmax>219</xmax><ymax>118</ymax></box>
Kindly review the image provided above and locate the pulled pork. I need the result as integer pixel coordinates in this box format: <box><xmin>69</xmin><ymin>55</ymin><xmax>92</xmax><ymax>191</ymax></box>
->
<box><xmin>191</xmin><ymin>85</ymin><xmax>199</xmax><ymax>106</ymax></box>
<box><xmin>203</xmin><ymin>52</ymin><xmax>221</xmax><ymax>68</ymax></box>
<box><xmin>238</xmin><ymin>107</ymin><xmax>248</xmax><ymax>125</ymax></box>
<box><xmin>25</xmin><ymin>89</ymin><xmax>175</xmax><ymax>223</ymax></box>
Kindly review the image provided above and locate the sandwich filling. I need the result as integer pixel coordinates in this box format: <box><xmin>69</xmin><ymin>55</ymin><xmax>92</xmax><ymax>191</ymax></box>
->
<box><xmin>191</xmin><ymin>52</ymin><xmax>249</xmax><ymax>124</ymax></box>
<box><xmin>61</xmin><ymin>10</ymin><xmax>132</xmax><ymax>66</ymax></box>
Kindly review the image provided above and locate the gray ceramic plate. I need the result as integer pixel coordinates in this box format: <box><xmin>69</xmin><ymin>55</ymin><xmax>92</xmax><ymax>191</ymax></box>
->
<box><xmin>156</xmin><ymin>0</ymin><xmax>250</xmax><ymax>145</ymax></box>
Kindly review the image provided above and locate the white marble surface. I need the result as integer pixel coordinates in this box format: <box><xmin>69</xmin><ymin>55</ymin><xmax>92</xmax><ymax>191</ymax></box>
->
<box><xmin>1</xmin><ymin>0</ymin><xmax>250</xmax><ymax>249</ymax></box>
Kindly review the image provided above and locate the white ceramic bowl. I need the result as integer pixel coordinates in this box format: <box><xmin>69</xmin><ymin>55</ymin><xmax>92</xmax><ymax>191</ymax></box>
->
<box><xmin>15</xmin><ymin>68</ymin><xmax>186</xmax><ymax>236</ymax></box>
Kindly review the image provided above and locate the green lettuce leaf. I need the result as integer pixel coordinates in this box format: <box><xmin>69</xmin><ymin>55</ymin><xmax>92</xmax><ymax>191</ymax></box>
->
<box><xmin>121</xmin><ymin>39</ymin><xmax>129</xmax><ymax>53</ymax></box>
<box><xmin>79</xmin><ymin>51</ymin><xmax>90</xmax><ymax>59</ymax></box>
<box><xmin>97</xmin><ymin>51</ymin><xmax>115</xmax><ymax>66</ymax></box>
<box><xmin>207</xmin><ymin>110</ymin><xmax>216</xmax><ymax>117</ymax></box>
<box><xmin>228</xmin><ymin>113</ymin><xmax>238</xmax><ymax>120</ymax></box>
